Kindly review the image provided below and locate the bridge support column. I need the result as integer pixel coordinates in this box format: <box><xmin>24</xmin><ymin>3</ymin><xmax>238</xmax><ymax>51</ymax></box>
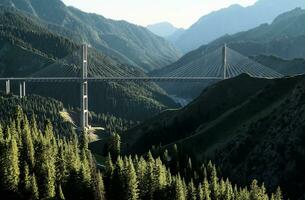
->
<box><xmin>5</xmin><ymin>80</ymin><xmax>10</xmax><ymax>95</ymax></box>
<box><xmin>81</xmin><ymin>44</ymin><xmax>89</xmax><ymax>133</ymax></box>
<box><xmin>19</xmin><ymin>82</ymin><xmax>23</xmax><ymax>98</ymax></box>
<box><xmin>19</xmin><ymin>81</ymin><xmax>26</xmax><ymax>98</ymax></box>
<box><xmin>223</xmin><ymin>43</ymin><xmax>227</xmax><ymax>79</ymax></box>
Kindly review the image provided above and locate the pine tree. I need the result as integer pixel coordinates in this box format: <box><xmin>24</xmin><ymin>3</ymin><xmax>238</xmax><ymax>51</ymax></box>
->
<box><xmin>111</xmin><ymin>156</ymin><xmax>125</xmax><ymax>200</ymax></box>
<box><xmin>274</xmin><ymin>187</ymin><xmax>283</xmax><ymax>200</ymax></box>
<box><xmin>0</xmin><ymin>133</ymin><xmax>20</xmax><ymax>192</ymax></box>
<box><xmin>210</xmin><ymin>164</ymin><xmax>219</xmax><ymax>200</ymax></box>
<box><xmin>21</xmin><ymin>117</ymin><xmax>35</xmax><ymax>168</ymax></box>
<box><xmin>144</xmin><ymin>151</ymin><xmax>157</xmax><ymax>200</ymax></box>
<box><xmin>187</xmin><ymin>179</ymin><xmax>197</xmax><ymax>200</ymax></box>
<box><xmin>202</xmin><ymin>177</ymin><xmax>211</xmax><ymax>200</ymax></box>
<box><xmin>80</xmin><ymin>129</ymin><xmax>89</xmax><ymax>150</ymax></box>
<box><xmin>23</xmin><ymin>164</ymin><xmax>31</xmax><ymax>193</ymax></box>
<box><xmin>96</xmin><ymin>172</ymin><xmax>106</xmax><ymax>200</ymax></box>
<box><xmin>80</xmin><ymin>149</ymin><xmax>92</xmax><ymax>185</ymax></box>
<box><xmin>109</xmin><ymin>133</ymin><xmax>121</xmax><ymax>158</ymax></box>
<box><xmin>224</xmin><ymin>179</ymin><xmax>234</xmax><ymax>200</ymax></box>
<box><xmin>174</xmin><ymin>175</ymin><xmax>186</xmax><ymax>200</ymax></box>
<box><xmin>30</xmin><ymin>174</ymin><xmax>39</xmax><ymax>200</ymax></box>
<box><xmin>125</xmin><ymin>157</ymin><xmax>139</xmax><ymax>200</ymax></box>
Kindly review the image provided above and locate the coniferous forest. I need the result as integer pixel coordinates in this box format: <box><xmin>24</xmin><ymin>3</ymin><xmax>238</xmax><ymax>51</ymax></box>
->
<box><xmin>0</xmin><ymin>106</ymin><xmax>284</xmax><ymax>200</ymax></box>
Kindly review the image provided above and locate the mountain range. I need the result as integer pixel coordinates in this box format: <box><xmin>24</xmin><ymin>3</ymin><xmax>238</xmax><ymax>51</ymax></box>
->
<box><xmin>0</xmin><ymin>0</ymin><xmax>181</xmax><ymax>72</ymax></box>
<box><xmin>173</xmin><ymin>0</ymin><xmax>305</xmax><ymax>53</ymax></box>
<box><xmin>153</xmin><ymin>7</ymin><xmax>305</xmax><ymax>99</ymax></box>
<box><xmin>0</xmin><ymin>6</ymin><xmax>178</xmax><ymax>121</ymax></box>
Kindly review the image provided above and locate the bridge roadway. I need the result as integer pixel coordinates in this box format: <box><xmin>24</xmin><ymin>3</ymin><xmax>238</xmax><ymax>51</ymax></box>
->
<box><xmin>0</xmin><ymin>77</ymin><xmax>225</xmax><ymax>82</ymax></box>
<box><xmin>0</xmin><ymin>75</ymin><xmax>278</xmax><ymax>82</ymax></box>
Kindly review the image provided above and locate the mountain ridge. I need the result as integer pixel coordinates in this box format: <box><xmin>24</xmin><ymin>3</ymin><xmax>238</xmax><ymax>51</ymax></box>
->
<box><xmin>0</xmin><ymin>0</ymin><xmax>181</xmax><ymax>71</ymax></box>
<box><xmin>147</xmin><ymin>22</ymin><xmax>182</xmax><ymax>37</ymax></box>
<box><xmin>174</xmin><ymin>0</ymin><xmax>305</xmax><ymax>53</ymax></box>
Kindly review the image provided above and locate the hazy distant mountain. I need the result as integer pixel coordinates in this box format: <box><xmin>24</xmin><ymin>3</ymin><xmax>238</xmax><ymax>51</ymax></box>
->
<box><xmin>147</xmin><ymin>22</ymin><xmax>182</xmax><ymax>37</ymax></box>
<box><xmin>0</xmin><ymin>0</ymin><xmax>181</xmax><ymax>71</ymax></box>
<box><xmin>175</xmin><ymin>0</ymin><xmax>305</xmax><ymax>53</ymax></box>
<box><xmin>165</xmin><ymin>28</ymin><xmax>185</xmax><ymax>43</ymax></box>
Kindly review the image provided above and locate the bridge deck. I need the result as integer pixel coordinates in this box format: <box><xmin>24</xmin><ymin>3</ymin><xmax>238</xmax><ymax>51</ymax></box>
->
<box><xmin>0</xmin><ymin>76</ymin><xmax>278</xmax><ymax>82</ymax></box>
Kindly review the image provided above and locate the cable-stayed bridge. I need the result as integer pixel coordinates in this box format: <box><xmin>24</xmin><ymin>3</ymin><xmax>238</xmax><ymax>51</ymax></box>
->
<box><xmin>0</xmin><ymin>44</ymin><xmax>283</xmax><ymax>132</ymax></box>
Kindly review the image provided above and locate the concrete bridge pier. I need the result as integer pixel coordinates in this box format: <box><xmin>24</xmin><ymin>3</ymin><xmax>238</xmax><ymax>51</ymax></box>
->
<box><xmin>19</xmin><ymin>81</ymin><xmax>26</xmax><ymax>98</ymax></box>
<box><xmin>5</xmin><ymin>80</ymin><xmax>10</xmax><ymax>94</ymax></box>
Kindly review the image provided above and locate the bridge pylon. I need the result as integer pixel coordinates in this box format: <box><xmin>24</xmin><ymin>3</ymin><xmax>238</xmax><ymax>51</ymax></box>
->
<box><xmin>80</xmin><ymin>44</ymin><xmax>89</xmax><ymax>133</ymax></box>
<box><xmin>223</xmin><ymin>43</ymin><xmax>227</xmax><ymax>79</ymax></box>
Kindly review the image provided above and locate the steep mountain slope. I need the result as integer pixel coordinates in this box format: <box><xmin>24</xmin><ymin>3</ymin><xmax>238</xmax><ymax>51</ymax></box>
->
<box><xmin>253</xmin><ymin>55</ymin><xmax>305</xmax><ymax>76</ymax></box>
<box><xmin>175</xmin><ymin>0</ymin><xmax>305</xmax><ymax>53</ymax></box>
<box><xmin>0</xmin><ymin>0</ymin><xmax>181</xmax><ymax>71</ymax></box>
<box><xmin>0</xmin><ymin>7</ymin><xmax>178</xmax><ymax>121</ymax></box>
<box><xmin>123</xmin><ymin>74</ymin><xmax>305</xmax><ymax>199</ymax></box>
<box><xmin>147</xmin><ymin>22</ymin><xmax>181</xmax><ymax>37</ymax></box>
<box><xmin>122</xmin><ymin>74</ymin><xmax>272</xmax><ymax>153</ymax></box>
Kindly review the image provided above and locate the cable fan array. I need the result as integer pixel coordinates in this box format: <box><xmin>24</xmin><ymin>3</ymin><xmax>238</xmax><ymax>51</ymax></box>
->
<box><xmin>31</xmin><ymin>45</ymin><xmax>283</xmax><ymax>80</ymax></box>
<box><xmin>159</xmin><ymin>46</ymin><xmax>283</xmax><ymax>79</ymax></box>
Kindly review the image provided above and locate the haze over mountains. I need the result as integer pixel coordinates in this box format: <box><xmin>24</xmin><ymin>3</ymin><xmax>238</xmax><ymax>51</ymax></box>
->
<box><xmin>173</xmin><ymin>0</ymin><xmax>305</xmax><ymax>53</ymax></box>
<box><xmin>0</xmin><ymin>0</ymin><xmax>181</xmax><ymax>72</ymax></box>
<box><xmin>147</xmin><ymin>22</ymin><xmax>183</xmax><ymax>37</ymax></box>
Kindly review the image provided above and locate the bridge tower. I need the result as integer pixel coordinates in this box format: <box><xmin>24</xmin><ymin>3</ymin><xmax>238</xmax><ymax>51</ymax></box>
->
<box><xmin>80</xmin><ymin>44</ymin><xmax>89</xmax><ymax>133</ymax></box>
<box><xmin>223</xmin><ymin>43</ymin><xmax>227</xmax><ymax>79</ymax></box>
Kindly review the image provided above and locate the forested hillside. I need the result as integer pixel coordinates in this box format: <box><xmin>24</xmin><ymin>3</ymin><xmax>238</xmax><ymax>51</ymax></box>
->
<box><xmin>0</xmin><ymin>105</ymin><xmax>105</xmax><ymax>199</ymax></box>
<box><xmin>0</xmin><ymin>7</ymin><xmax>178</xmax><ymax>121</ymax></box>
<box><xmin>0</xmin><ymin>92</ymin><xmax>74</xmax><ymax>136</ymax></box>
<box><xmin>0</xmin><ymin>0</ymin><xmax>181</xmax><ymax>71</ymax></box>
<box><xmin>0</xmin><ymin>95</ymin><xmax>284</xmax><ymax>200</ymax></box>
<box><xmin>122</xmin><ymin>74</ymin><xmax>305</xmax><ymax>199</ymax></box>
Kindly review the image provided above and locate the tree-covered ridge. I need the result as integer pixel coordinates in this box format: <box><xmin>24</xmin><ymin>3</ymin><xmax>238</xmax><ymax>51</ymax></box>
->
<box><xmin>0</xmin><ymin>107</ymin><xmax>105</xmax><ymax>200</ymax></box>
<box><xmin>0</xmin><ymin>6</ymin><xmax>78</xmax><ymax>60</ymax></box>
<box><xmin>0</xmin><ymin>93</ymin><xmax>74</xmax><ymax>136</ymax></box>
<box><xmin>102</xmin><ymin>151</ymin><xmax>283</xmax><ymax>200</ymax></box>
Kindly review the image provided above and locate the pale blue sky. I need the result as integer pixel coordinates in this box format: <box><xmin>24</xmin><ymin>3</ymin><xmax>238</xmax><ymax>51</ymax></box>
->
<box><xmin>62</xmin><ymin>0</ymin><xmax>258</xmax><ymax>28</ymax></box>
